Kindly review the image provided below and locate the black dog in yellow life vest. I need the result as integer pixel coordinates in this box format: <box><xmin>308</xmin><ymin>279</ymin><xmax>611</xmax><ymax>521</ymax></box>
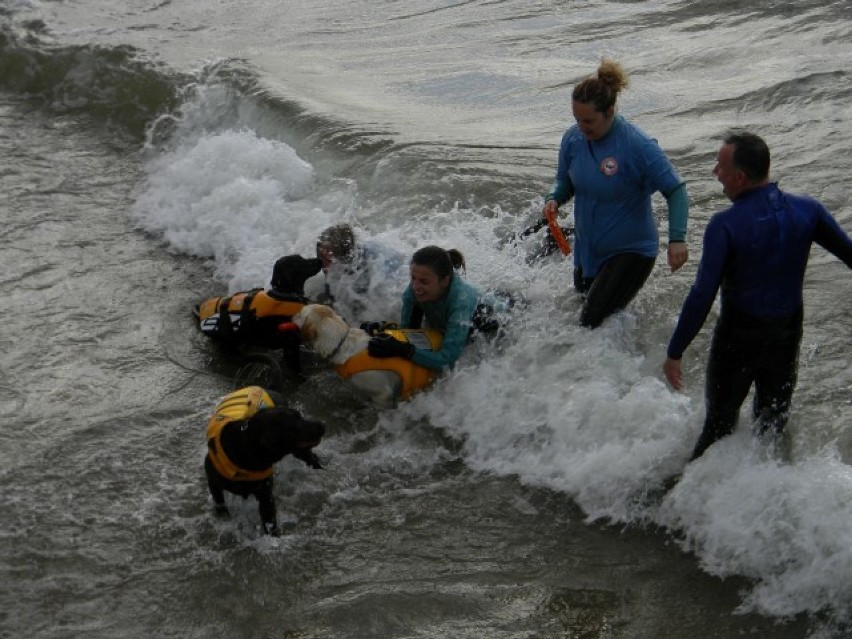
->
<box><xmin>204</xmin><ymin>386</ymin><xmax>325</xmax><ymax>535</ymax></box>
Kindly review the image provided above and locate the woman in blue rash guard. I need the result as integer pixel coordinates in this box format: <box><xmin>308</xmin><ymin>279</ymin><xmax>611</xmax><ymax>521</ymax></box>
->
<box><xmin>367</xmin><ymin>246</ymin><xmax>482</xmax><ymax>371</ymax></box>
<box><xmin>543</xmin><ymin>59</ymin><xmax>690</xmax><ymax>328</ymax></box>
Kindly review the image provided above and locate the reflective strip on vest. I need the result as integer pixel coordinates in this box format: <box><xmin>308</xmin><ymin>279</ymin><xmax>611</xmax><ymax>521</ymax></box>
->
<box><xmin>197</xmin><ymin>290</ymin><xmax>305</xmax><ymax>331</ymax></box>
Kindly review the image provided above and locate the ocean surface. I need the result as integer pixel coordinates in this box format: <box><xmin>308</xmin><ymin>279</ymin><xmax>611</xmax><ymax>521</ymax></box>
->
<box><xmin>2</xmin><ymin>1</ymin><xmax>851</xmax><ymax>637</ymax></box>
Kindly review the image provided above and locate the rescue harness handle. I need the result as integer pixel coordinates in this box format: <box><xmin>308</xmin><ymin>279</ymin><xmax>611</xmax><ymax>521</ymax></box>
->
<box><xmin>545</xmin><ymin>209</ymin><xmax>572</xmax><ymax>256</ymax></box>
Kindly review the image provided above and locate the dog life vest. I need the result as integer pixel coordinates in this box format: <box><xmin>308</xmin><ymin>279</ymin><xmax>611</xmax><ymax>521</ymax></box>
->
<box><xmin>206</xmin><ymin>386</ymin><xmax>276</xmax><ymax>481</ymax></box>
<box><xmin>334</xmin><ymin>329</ymin><xmax>443</xmax><ymax>401</ymax></box>
<box><xmin>197</xmin><ymin>289</ymin><xmax>306</xmax><ymax>340</ymax></box>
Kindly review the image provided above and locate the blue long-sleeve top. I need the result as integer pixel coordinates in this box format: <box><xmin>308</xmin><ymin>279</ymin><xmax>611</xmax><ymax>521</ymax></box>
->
<box><xmin>548</xmin><ymin>115</ymin><xmax>687</xmax><ymax>277</ymax></box>
<box><xmin>400</xmin><ymin>272</ymin><xmax>480</xmax><ymax>371</ymax></box>
<box><xmin>667</xmin><ymin>183</ymin><xmax>852</xmax><ymax>359</ymax></box>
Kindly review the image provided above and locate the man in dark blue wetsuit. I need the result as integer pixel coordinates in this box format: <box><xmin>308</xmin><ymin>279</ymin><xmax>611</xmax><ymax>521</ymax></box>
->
<box><xmin>664</xmin><ymin>132</ymin><xmax>852</xmax><ymax>460</ymax></box>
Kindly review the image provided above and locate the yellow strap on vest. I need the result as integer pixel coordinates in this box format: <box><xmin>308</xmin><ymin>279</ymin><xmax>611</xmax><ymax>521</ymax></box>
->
<box><xmin>196</xmin><ymin>291</ymin><xmax>305</xmax><ymax>322</ymax></box>
<box><xmin>248</xmin><ymin>291</ymin><xmax>305</xmax><ymax>318</ymax></box>
<box><xmin>206</xmin><ymin>386</ymin><xmax>276</xmax><ymax>481</ymax></box>
<box><xmin>334</xmin><ymin>329</ymin><xmax>442</xmax><ymax>401</ymax></box>
<box><xmin>384</xmin><ymin>328</ymin><xmax>442</xmax><ymax>351</ymax></box>
<box><xmin>196</xmin><ymin>296</ymin><xmax>223</xmax><ymax>322</ymax></box>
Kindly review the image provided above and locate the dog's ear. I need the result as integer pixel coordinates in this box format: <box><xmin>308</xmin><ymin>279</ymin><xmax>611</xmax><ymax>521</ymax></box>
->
<box><xmin>300</xmin><ymin>312</ymin><xmax>318</xmax><ymax>341</ymax></box>
<box><xmin>315</xmin><ymin>305</ymin><xmax>334</xmax><ymax>320</ymax></box>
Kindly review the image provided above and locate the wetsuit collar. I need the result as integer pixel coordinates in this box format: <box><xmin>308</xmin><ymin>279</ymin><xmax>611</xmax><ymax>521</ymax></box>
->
<box><xmin>732</xmin><ymin>181</ymin><xmax>775</xmax><ymax>205</ymax></box>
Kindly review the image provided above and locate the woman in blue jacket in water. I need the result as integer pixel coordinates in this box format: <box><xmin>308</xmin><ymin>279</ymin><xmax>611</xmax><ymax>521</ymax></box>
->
<box><xmin>544</xmin><ymin>58</ymin><xmax>690</xmax><ymax>327</ymax></box>
<box><xmin>366</xmin><ymin>245</ymin><xmax>483</xmax><ymax>371</ymax></box>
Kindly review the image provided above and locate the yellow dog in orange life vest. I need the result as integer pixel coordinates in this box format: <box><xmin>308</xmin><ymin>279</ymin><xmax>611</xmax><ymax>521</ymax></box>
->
<box><xmin>289</xmin><ymin>304</ymin><xmax>443</xmax><ymax>409</ymax></box>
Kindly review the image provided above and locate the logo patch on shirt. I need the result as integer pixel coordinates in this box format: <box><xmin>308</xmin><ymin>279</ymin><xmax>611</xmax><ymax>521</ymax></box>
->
<box><xmin>600</xmin><ymin>157</ymin><xmax>618</xmax><ymax>176</ymax></box>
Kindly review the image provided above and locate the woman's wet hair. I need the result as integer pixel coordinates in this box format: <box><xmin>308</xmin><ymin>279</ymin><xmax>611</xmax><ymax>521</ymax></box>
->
<box><xmin>317</xmin><ymin>223</ymin><xmax>356</xmax><ymax>262</ymax></box>
<box><xmin>446</xmin><ymin>248</ymin><xmax>466</xmax><ymax>274</ymax></box>
<box><xmin>572</xmin><ymin>58</ymin><xmax>629</xmax><ymax>113</ymax></box>
<box><xmin>411</xmin><ymin>245</ymin><xmax>465</xmax><ymax>279</ymax></box>
<box><xmin>724</xmin><ymin>131</ymin><xmax>771</xmax><ymax>182</ymax></box>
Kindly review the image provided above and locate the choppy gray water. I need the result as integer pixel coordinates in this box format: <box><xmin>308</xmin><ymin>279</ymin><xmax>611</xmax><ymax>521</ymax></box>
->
<box><xmin>2</xmin><ymin>1</ymin><xmax>852</xmax><ymax>637</ymax></box>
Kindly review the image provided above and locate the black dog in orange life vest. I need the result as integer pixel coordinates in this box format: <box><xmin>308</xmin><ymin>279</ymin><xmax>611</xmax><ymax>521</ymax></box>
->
<box><xmin>204</xmin><ymin>386</ymin><xmax>325</xmax><ymax>535</ymax></box>
<box><xmin>193</xmin><ymin>254</ymin><xmax>322</xmax><ymax>372</ymax></box>
<box><xmin>194</xmin><ymin>254</ymin><xmax>322</xmax><ymax>347</ymax></box>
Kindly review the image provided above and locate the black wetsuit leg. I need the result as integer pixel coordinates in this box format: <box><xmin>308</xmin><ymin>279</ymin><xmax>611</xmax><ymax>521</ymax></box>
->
<box><xmin>750</xmin><ymin>314</ymin><xmax>802</xmax><ymax>439</ymax></box>
<box><xmin>691</xmin><ymin>324</ymin><xmax>755</xmax><ymax>460</ymax></box>
<box><xmin>691</xmin><ymin>310</ymin><xmax>802</xmax><ymax>460</ymax></box>
<box><xmin>576</xmin><ymin>253</ymin><xmax>656</xmax><ymax>328</ymax></box>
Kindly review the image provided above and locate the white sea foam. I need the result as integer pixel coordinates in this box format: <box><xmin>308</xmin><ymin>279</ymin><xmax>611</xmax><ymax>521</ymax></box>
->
<box><xmin>132</xmin><ymin>127</ymin><xmax>327</xmax><ymax>288</ymax></box>
<box><xmin>130</xmin><ymin>86</ymin><xmax>852</xmax><ymax>624</ymax></box>
<box><xmin>659</xmin><ymin>444</ymin><xmax>852</xmax><ymax>618</ymax></box>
